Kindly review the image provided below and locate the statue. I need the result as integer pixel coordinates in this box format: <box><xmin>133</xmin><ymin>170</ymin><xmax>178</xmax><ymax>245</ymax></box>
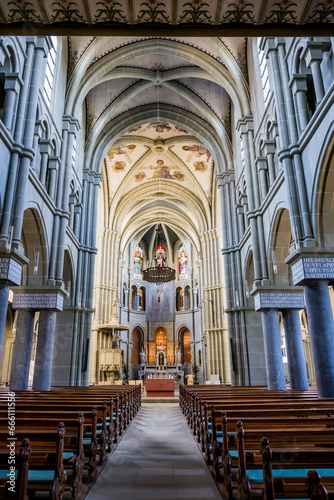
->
<box><xmin>177</xmin><ymin>349</ymin><xmax>182</xmax><ymax>365</ymax></box>
<box><xmin>112</xmin><ymin>299</ymin><xmax>119</xmax><ymax>317</ymax></box>
<box><xmin>140</xmin><ymin>349</ymin><xmax>146</xmax><ymax>365</ymax></box>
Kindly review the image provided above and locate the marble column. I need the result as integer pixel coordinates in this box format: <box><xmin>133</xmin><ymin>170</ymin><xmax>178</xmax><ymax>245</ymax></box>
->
<box><xmin>0</xmin><ymin>284</ymin><xmax>10</xmax><ymax>361</ymax></box>
<box><xmin>261</xmin><ymin>309</ymin><xmax>286</xmax><ymax>390</ymax></box>
<box><xmin>32</xmin><ymin>310</ymin><xmax>57</xmax><ymax>391</ymax></box>
<box><xmin>303</xmin><ymin>281</ymin><xmax>334</xmax><ymax>398</ymax></box>
<box><xmin>282</xmin><ymin>309</ymin><xmax>308</xmax><ymax>390</ymax></box>
<box><xmin>10</xmin><ymin>310</ymin><xmax>35</xmax><ymax>391</ymax></box>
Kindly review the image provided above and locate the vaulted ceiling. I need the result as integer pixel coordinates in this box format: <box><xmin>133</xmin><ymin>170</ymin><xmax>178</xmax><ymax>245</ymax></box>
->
<box><xmin>84</xmin><ymin>36</ymin><xmax>241</xmax><ymax>252</ymax></box>
<box><xmin>1</xmin><ymin>0</ymin><xmax>333</xmax><ymax>35</ymax></box>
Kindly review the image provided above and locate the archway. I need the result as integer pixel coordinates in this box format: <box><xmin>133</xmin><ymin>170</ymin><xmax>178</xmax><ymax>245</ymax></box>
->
<box><xmin>156</xmin><ymin>329</ymin><xmax>167</xmax><ymax>354</ymax></box>
<box><xmin>131</xmin><ymin>328</ymin><xmax>141</xmax><ymax>365</ymax></box>
<box><xmin>182</xmin><ymin>330</ymin><xmax>191</xmax><ymax>365</ymax></box>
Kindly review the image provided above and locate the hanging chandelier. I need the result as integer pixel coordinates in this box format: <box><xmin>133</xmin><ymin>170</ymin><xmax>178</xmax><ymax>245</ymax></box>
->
<box><xmin>143</xmin><ymin>225</ymin><xmax>175</xmax><ymax>283</ymax></box>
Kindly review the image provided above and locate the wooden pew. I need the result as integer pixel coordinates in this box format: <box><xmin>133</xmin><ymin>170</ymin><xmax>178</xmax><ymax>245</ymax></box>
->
<box><xmin>0</xmin><ymin>422</ymin><xmax>66</xmax><ymax>500</ymax></box>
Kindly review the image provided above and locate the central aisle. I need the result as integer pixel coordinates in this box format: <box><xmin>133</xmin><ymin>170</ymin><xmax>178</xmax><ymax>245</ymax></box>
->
<box><xmin>86</xmin><ymin>403</ymin><xmax>222</xmax><ymax>500</ymax></box>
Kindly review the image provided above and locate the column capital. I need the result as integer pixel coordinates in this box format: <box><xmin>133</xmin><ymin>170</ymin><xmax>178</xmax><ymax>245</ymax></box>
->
<box><xmin>62</xmin><ymin>115</ymin><xmax>81</xmax><ymax>133</ymax></box>
<box><xmin>74</xmin><ymin>203</ymin><xmax>83</xmax><ymax>214</ymax></box>
<box><xmin>35</xmin><ymin>37</ymin><xmax>50</xmax><ymax>57</ymax></box>
<box><xmin>289</xmin><ymin>73</ymin><xmax>308</xmax><ymax>95</ymax></box>
<box><xmin>301</xmin><ymin>41</ymin><xmax>330</xmax><ymax>66</ymax></box>
<box><xmin>236</xmin><ymin>115</ymin><xmax>254</xmax><ymax>134</ymax></box>
<box><xmin>261</xmin><ymin>139</ymin><xmax>276</xmax><ymax>156</ymax></box>
<box><xmin>39</xmin><ymin>139</ymin><xmax>52</xmax><ymax>155</ymax></box>
<box><xmin>4</xmin><ymin>73</ymin><xmax>23</xmax><ymax>94</ymax></box>
<box><xmin>0</xmin><ymin>42</ymin><xmax>10</xmax><ymax>65</ymax></box>
<box><xmin>259</xmin><ymin>37</ymin><xmax>277</xmax><ymax>58</ymax></box>
<box><xmin>255</xmin><ymin>157</ymin><xmax>267</xmax><ymax>171</ymax></box>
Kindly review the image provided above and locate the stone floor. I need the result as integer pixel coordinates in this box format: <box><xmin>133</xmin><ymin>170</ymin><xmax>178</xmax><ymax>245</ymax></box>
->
<box><xmin>85</xmin><ymin>403</ymin><xmax>222</xmax><ymax>500</ymax></box>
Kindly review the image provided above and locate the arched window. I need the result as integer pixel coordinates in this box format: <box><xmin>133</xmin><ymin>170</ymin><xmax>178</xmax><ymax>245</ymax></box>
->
<box><xmin>155</xmin><ymin>245</ymin><xmax>165</xmax><ymax>269</ymax></box>
<box><xmin>131</xmin><ymin>285</ymin><xmax>138</xmax><ymax>310</ymax></box>
<box><xmin>184</xmin><ymin>285</ymin><xmax>191</xmax><ymax>310</ymax></box>
<box><xmin>43</xmin><ymin>36</ymin><xmax>57</xmax><ymax>106</ymax></box>
<box><xmin>176</xmin><ymin>287</ymin><xmax>184</xmax><ymax>311</ymax></box>
<box><xmin>258</xmin><ymin>38</ymin><xmax>270</xmax><ymax>104</ymax></box>
<box><xmin>183</xmin><ymin>330</ymin><xmax>191</xmax><ymax>364</ymax></box>
<box><xmin>178</xmin><ymin>243</ymin><xmax>188</xmax><ymax>278</ymax></box>
<box><xmin>134</xmin><ymin>243</ymin><xmax>143</xmax><ymax>279</ymax></box>
<box><xmin>131</xmin><ymin>329</ymin><xmax>140</xmax><ymax>364</ymax></box>
<box><xmin>139</xmin><ymin>287</ymin><xmax>146</xmax><ymax>311</ymax></box>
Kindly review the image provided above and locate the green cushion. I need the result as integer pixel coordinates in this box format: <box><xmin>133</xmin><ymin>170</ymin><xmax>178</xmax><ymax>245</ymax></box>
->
<box><xmin>229</xmin><ymin>450</ymin><xmax>238</xmax><ymax>459</ymax></box>
<box><xmin>83</xmin><ymin>438</ymin><xmax>91</xmax><ymax>446</ymax></box>
<box><xmin>63</xmin><ymin>452</ymin><xmax>74</xmax><ymax>461</ymax></box>
<box><xmin>84</xmin><ymin>430</ymin><xmax>102</xmax><ymax>437</ymax></box>
<box><xmin>246</xmin><ymin>468</ymin><xmax>334</xmax><ymax>484</ymax></box>
<box><xmin>0</xmin><ymin>470</ymin><xmax>66</xmax><ymax>483</ymax></box>
<box><xmin>217</xmin><ymin>437</ymin><xmax>223</xmax><ymax>444</ymax></box>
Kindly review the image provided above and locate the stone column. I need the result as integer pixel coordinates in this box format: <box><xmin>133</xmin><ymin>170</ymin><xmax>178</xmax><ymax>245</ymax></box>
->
<box><xmin>39</xmin><ymin>140</ymin><xmax>52</xmax><ymax>186</ymax></box>
<box><xmin>290</xmin><ymin>74</ymin><xmax>309</xmax><ymax>133</ymax></box>
<box><xmin>73</xmin><ymin>203</ymin><xmax>82</xmax><ymax>237</ymax></box>
<box><xmin>0</xmin><ymin>254</ymin><xmax>25</xmax><ymax>361</ymax></box>
<box><xmin>11</xmin><ymin>288</ymin><xmax>64</xmax><ymax>391</ymax></box>
<box><xmin>256</xmin><ymin>158</ymin><xmax>268</xmax><ymax>201</ymax></box>
<box><xmin>32</xmin><ymin>310</ymin><xmax>57</xmax><ymax>391</ymax></box>
<box><xmin>47</xmin><ymin>157</ymin><xmax>60</xmax><ymax>201</ymax></box>
<box><xmin>262</xmin><ymin>141</ymin><xmax>276</xmax><ymax>186</ymax></box>
<box><xmin>10</xmin><ymin>310</ymin><xmax>35</xmax><ymax>391</ymax></box>
<box><xmin>303</xmin><ymin>42</ymin><xmax>326</xmax><ymax>105</ymax></box>
<box><xmin>303</xmin><ymin>281</ymin><xmax>334</xmax><ymax>398</ymax></box>
<box><xmin>3</xmin><ymin>73</ymin><xmax>22</xmax><ymax>130</ymax></box>
<box><xmin>12</xmin><ymin>40</ymin><xmax>49</xmax><ymax>246</ymax></box>
<box><xmin>282</xmin><ymin>309</ymin><xmax>308</xmax><ymax>390</ymax></box>
<box><xmin>253</xmin><ymin>288</ymin><xmax>306</xmax><ymax>391</ymax></box>
<box><xmin>262</xmin><ymin>38</ymin><xmax>303</xmax><ymax>242</ymax></box>
<box><xmin>0</xmin><ymin>284</ymin><xmax>10</xmax><ymax>360</ymax></box>
<box><xmin>261</xmin><ymin>309</ymin><xmax>286</xmax><ymax>390</ymax></box>
<box><xmin>236</xmin><ymin>204</ymin><xmax>245</xmax><ymax>238</ymax></box>
<box><xmin>289</xmin><ymin>253</ymin><xmax>334</xmax><ymax>398</ymax></box>
<box><xmin>68</xmin><ymin>194</ymin><xmax>76</xmax><ymax>229</ymax></box>
<box><xmin>0</xmin><ymin>42</ymin><xmax>34</xmax><ymax>244</ymax></box>
<box><xmin>241</xmin><ymin>194</ymin><xmax>248</xmax><ymax>230</ymax></box>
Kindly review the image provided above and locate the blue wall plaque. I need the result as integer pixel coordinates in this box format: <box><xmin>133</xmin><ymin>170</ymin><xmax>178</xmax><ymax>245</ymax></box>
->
<box><xmin>292</xmin><ymin>257</ymin><xmax>334</xmax><ymax>285</ymax></box>
<box><xmin>254</xmin><ymin>292</ymin><xmax>305</xmax><ymax>311</ymax></box>
<box><xmin>0</xmin><ymin>258</ymin><xmax>22</xmax><ymax>285</ymax></box>
<box><xmin>13</xmin><ymin>292</ymin><xmax>63</xmax><ymax>311</ymax></box>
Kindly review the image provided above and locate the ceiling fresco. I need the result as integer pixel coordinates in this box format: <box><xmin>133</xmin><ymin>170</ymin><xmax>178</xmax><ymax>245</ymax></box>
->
<box><xmin>126</xmin><ymin>122</ymin><xmax>193</xmax><ymax>140</ymax></box>
<box><xmin>105</xmin><ymin>127</ymin><xmax>214</xmax><ymax>201</ymax></box>
<box><xmin>1</xmin><ymin>0</ymin><xmax>332</xmax><ymax>34</ymax></box>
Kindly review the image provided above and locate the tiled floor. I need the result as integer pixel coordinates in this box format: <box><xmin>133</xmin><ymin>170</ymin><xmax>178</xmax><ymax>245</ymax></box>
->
<box><xmin>85</xmin><ymin>403</ymin><xmax>222</xmax><ymax>500</ymax></box>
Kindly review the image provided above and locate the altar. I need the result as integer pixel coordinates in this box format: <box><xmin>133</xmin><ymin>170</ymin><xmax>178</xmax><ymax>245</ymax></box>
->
<box><xmin>139</xmin><ymin>364</ymin><xmax>184</xmax><ymax>384</ymax></box>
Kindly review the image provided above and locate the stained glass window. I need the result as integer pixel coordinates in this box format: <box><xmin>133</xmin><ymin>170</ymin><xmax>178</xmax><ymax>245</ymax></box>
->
<box><xmin>134</xmin><ymin>244</ymin><xmax>143</xmax><ymax>279</ymax></box>
<box><xmin>155</xmin><ymin>245</ymin><xmax>165</xmax><ymax>269</ymax></box>
<box><xmin>138</xmin><ymin>288</ymin><xmax>143</xmax><ymax>310</ymax></box>
<box><xmin>178</xmin><ymin>243</ymin><xmax>188</xmax><ymax>278</ymax></box>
